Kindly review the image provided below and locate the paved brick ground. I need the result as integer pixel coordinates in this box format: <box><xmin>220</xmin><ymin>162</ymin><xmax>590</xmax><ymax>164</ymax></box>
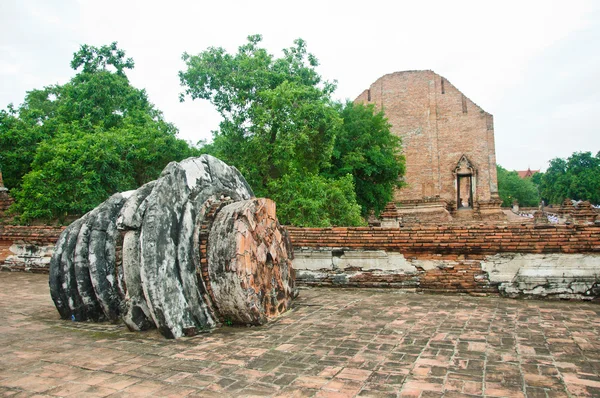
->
<box><xmin>1</xmin><ymin>273</ymin><xmax>600</xmax><ymax>397</ymax></box>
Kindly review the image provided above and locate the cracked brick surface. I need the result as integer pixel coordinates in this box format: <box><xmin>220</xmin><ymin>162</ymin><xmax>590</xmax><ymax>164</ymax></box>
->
<box><xmin>1</xmin><ymin>272</ymin><xmax>600</xmax><ymax>397</ymax></box>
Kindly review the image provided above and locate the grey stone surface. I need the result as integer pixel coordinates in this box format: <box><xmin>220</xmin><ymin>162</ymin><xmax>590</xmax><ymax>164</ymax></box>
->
<box><xmin>87</xmin><ymin>193</ymin><xmax>127</xmax><ymax>321</ymax></box>
<box><xmin>121</xmin><ymin>230</ymin><xmax>153</xmax><ymax>331</ymax></box>
<box><xmin>73</xmin><ymin>211</ymin><xmax>104</xmax><ymax>322</ymax></box>
<box><xmin>48</xmin><ymin>223</ymin><xmax>71</xmax><ymax>320</ymax></box>
<box><xmin>116</xmin><ymin>181</ymin><xmax>155</xmax><ymax>230</ymax></box>
<box><xmin>58</xmin><ymin>217</ymin><xmax>86</xmax><ymax>321</ymax></box>
<box><xmin>139</xmin><ymin>162</ymin><xmax>198</xmax><ymax>338</ymax></box>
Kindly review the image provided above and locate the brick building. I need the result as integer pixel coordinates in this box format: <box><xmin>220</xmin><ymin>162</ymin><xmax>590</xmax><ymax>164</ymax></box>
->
<box><xmin>355</xmin><ymin>70</ymin><xmax>503</xmax><ymax>221</ymax></box>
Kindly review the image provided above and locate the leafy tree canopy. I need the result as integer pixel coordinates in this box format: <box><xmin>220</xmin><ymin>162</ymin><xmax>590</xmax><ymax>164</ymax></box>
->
<box><xmin>535</xmin><ymin>151</ymin><xmax>600</xmax><ymax>205</ymax></box>
<box><xmin>267</xmin><ymin>173</ymin><xmax>364</xmax><ymax>227</ymax></box>
<box><xmin>179</xmin><ymin>34</ymin><xmax>340</xmax><ymax>190</ymax></box>
<box><xmin>179</xmin><ymin>35</ymin><xmax>405</xmax><ymax>226</ymax></box>
<box><xmin>2</xmin><ymin>42</ymin><xmax>197</xmax><ymax>222</ymax></box>
<box><xmin>496</xmin><ymin>165</ymin><xmax>540</xmax><ymax>207</ymax></box>
<box><xmin>325</xmin><ymin>102</ymin><xmax>405</xmax><ymax>216</ymax></box>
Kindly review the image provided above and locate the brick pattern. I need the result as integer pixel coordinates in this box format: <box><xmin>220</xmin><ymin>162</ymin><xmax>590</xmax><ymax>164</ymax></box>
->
<box><xmin>0</xmin><ymin>192</ymin><xmax>14</xmax><ymax>213</ymax></box>
<box><xmin>2</xmin><ymin>224</ymin><xmax>599</xmax><ymax>294</ymax></box>
<box><xmin>297</xmin><ymin>253</ymin><xmax>498</xmax><ymax>293</ymax></box>
<box><xmin>197</xmin><ymin>199</ymin><xmax>233</xmax><ymax>322</ymax></box>
<box><xmin>355</xmin><ymin>70</ymin><xmax>499</xmax><ymax>208</ymax></box>
<box><xmin>418</xmin><ymin>260</ymin><xmax>495</xmax><ymax>293</ymax></box>
<box><xmin>288</xmin><ymin>224</ymin><xmax>600</xmax><ymax>255</ymax></box>
<box><xmin>3</xmin><ymin>272</ymin><xmax>600</xmax><ymax>397</ymax></box>
<box><xmin>0</xmin><ymin>225</ymin><xmax>65</xmax><ymax>245</ymax></box>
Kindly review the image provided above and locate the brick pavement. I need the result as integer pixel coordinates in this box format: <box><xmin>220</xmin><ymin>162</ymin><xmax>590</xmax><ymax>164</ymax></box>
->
<box><xmin>1</xmin><ymin>272</ymin><xmax>600</xmax><ymax>397</ymax></box>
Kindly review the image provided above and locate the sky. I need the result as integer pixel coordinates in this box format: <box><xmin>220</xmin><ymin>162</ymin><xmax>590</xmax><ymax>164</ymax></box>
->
<box><xmin>1</xmin><ymin>0</ymin><xmax>599</xmax><ymax>171</ymax></box>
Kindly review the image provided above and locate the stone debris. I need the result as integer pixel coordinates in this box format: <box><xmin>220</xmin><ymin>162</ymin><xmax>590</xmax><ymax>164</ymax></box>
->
<box><xmin>49</xmin><ymin>155</ymin><xmax>295</xmax><ymax>338</ymax></box>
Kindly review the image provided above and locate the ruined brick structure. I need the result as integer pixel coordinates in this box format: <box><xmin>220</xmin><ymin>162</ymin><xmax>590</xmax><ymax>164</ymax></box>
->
<box><xmin>355</xmin><ymin>70</ymin><xmax>503</xmax><ymax>220</ymax></box>
<box><xmin>0</xmin><ymin>170</ymin><xmax>13</xmax><ymax>214</ymax></box>
<box><xmin>3</xmin><ymin>223</ymin><xmax>600</xmax><ymax>298</ymax></box>
<box><xmin>289</xmin><ymin>224</ymin><xmax>600</xmax><ymax>298</ymax></box>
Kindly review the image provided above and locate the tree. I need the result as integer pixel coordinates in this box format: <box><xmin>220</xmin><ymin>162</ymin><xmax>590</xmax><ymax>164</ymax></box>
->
<box><xmin>12</xmin><ymin>120</ymin><xmax>195</xmax><ymax>222</ymax></box>
<box><xmin>537</xmin><ymin>151</ymin><xmax>600</xmax><ymax>205</ymax></box>
<box><xmin>325</xmin><ymin>102</ymin><xmax>405</xmax><ymax>216</ymax></box>
<box><xmin>267</xmin><ymin>173</ymin><xmax>364</xmax><ymax>227</ymax></box>
<box><xmin>179</xmin><ymin>35</ymin><xmax>340</xmax><ymax>193</ymax></box>
<box><xmin>4</xmin><ymin>43</ymin><xmax>197</xmax><ymax>222</ymax></box>
<box><xmin>0</xmin><ymin>87</ymin><xmax>62</xmax><ymax>190</ymax></box>
<box><xmin>496</xmin><ymin>165</ymin><xmax>540</xmax><ymax>207</ymax></box>
<box><xmin>179</xmin><ymin>35</ymin><xmax>404</xmax><ymax>226</ymax></box>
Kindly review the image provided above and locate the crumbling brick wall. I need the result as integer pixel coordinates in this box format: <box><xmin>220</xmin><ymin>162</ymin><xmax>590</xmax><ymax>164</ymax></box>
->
<box><xmin>0</xmin><ymin>226</ymin><xmax>65</xmax><ymax>271</ymax></box>
<box><xmin>288</xmin><ymin>224</ymin><xmax>600</xmax><ymax>254</ymax></box>
<box><xmin>0</xmin><ymin>192</ymin><xmax>14</xmax><ymax>214</ymax></box>
<box><xmin>288</xmin><ymin>225</ymin><xmax>600</xmax><ymax>297</ymax></box>
<box><xmin>2</xmin><ymin>224</ymin><xmax>600</xmax><ymax>298</ymax></box>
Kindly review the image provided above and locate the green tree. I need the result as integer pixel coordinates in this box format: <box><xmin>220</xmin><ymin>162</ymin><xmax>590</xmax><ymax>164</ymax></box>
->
<box><xmin>267</xmin><ymin>173</ymin><xmax>364</xmax><ymax>227</ymax></box>
<box><xmin>538</xmin><ymin>151</ymin><xmax>600</xmax><ymax>205</ymax></box>
<box><xmin>325</xmin><ymin>102</ymin><xmax>405</xmax><ymax>216</ymax></box>
<box><xmin>179</xmin><ymin>35</ymin><xmax>340</xmax><ymax>193</ymax></box>
<box><xmin>180</xmin><ymin>35</ymin><xmax>405</xmax><ymax>226</ymax></box>
<box><xmin>179</xmin><ymin>35</ymin><xmax>366</xmax><ymax>226</ymax></box>
<box><xmin>496</xmin><ymin>165</ymin><xmax>540</xmax><ymax>207</ymax></box>
<box><xmin>0</xmin><ymin>87</ymin><xmax>62</xmax><ymax>190</ymax></box>
<box><xmin>4</xmin><ymin>43</ymin><xmax>197</xmax><ymax>222</ymax></box>
<box><xmin>12</xmin><ymin>120</ymin><xmax>195</xmax><ymax>222</ymax></box>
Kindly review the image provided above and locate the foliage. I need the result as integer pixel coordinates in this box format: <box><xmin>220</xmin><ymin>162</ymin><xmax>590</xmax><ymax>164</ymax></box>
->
<box><xmin>180</xmin><ymin>35</ymin><xmax>405</xmax><ymax>225</ymax></box>
<box><xmin>12</xmin><ymin>119</ymin><xmax>195</xmax><ymax>222</ymax></box>
<box><xmin>3</xmin><ymin>43</ymin><xmax>197</xmax><ymax>222</ymax></box>
<box><xmin>267</xmin><ymin>173</ymin><xmax>364</xmax><ymax>227</ymax></box>
<box><xmin>0</xmin><ymin>87</ymin><xmax>62</xmax><ymax>190</ymax></box>
<box><xmin>179</xmin><ymin>34</ymin><xmax>340</xmax><ymax>192</ymax></box>
<box><xmin>536</xmin><ymin>151</ymin><xmax>600</xmax><ymax>205</ymax></box>
<box><xmin>325</xmin><ymin>102</ymin><xmax>404</xmax><ymax>216</ymax></box>
<box><xmin>496</xmin><ymin>165</ymin><xmax>540</xmax><ymax>207</ymax></box>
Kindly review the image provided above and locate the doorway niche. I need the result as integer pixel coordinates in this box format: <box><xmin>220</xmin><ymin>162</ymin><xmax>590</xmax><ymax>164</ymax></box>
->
<box><xmin>453</xmin><ymin>155</ymin><xmax>476</xmax><ymax>210</ymax></box>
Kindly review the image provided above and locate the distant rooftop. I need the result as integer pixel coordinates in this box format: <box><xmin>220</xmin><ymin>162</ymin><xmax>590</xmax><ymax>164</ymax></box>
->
<box><xmin>516</xmin><ymin>168</ymin><xmax>539</xmax><ymax>178</ymax></box>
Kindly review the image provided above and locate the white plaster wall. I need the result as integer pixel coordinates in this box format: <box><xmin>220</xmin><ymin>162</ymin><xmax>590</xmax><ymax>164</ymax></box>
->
<box><xmin>5</xmin><ymin>243</ymin><xmax>55</xmax><ymax>266</ymax></box>
<box><xmin>481</xmin><ymin>253</ymin><xmax>600</xmax><ymax>298</ymax></box>
<box><xmin>481</xmin><ymin>253</ymin><xmax>600</xmax><ymax>283</ymax></box>
<box><xmin>293</xmin><ymin>249</ymin><xmax>417</xmax><ymax>273</ymax></box>
<box><xmin>294</xmin><ymin>249</ymin><xmax>600</xmax><ymax>298</ymax></box>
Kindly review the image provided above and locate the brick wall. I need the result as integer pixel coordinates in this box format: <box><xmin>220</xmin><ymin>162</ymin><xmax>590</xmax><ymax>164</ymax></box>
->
<box><xmin>0</xmin><ymin>226</ymin><xmax>65</xmax><ymax>271</ymax></box>
<box><xmin>355</xmin><ymin>70</ymin><xmax>499</xmax><ymax>206</ymax></box>
<box><xmin>287</xmin><ymin>224</ymin><xmax>600</xmax><ymax>254</ymax></box>
<box><xmin>0</xmin><ymin>225</ymin><xmax>65</xmax><ymax>245</ymax></box>
<box><xmin>0</xmin><ymin>191</ymin><xmax>14</xmax><ymax>213</ymax></box>
<box><xmin>289</xmin><ymin>224</ymin><xmax>600</xmax><ymax>297</ymax></box>
<box><xmin>2</xmin><ymin>224</ymin><xmax>600</xmax><ymax>298</ymax></box>
<box><xmin>2</xmin><ymin>223</ymin><xmax>599</xmax><ymax>259</ymax></box>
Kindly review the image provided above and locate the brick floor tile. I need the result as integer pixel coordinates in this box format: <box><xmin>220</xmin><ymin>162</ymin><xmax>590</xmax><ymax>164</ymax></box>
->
<box><xmin>335</xmin><ymin>368</ymin><xmax>372</xmax><ymax>382</ymax></box>
<box><xmin>5</xmin><ymin>273</ymin><xmax>600</xmax><ymax>398</ymax></box>
<box><xmin>120</xmin><ymin>380</ymin><xmax>166</xmax><ymax>396</ymax></box>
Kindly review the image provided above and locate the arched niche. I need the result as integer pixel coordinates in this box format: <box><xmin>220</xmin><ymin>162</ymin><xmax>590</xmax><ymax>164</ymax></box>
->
<box><xmin>453</xmin><ymin>155</ymin><xmax>476</xmax><ymax>209</ymax></box>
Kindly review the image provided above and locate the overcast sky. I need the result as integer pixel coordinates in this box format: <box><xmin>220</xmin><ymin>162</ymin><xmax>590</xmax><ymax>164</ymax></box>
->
<box><xmin>1</xmin><ymin>0</ymin><xmax>599</xmax><ymax>171</ymax></box>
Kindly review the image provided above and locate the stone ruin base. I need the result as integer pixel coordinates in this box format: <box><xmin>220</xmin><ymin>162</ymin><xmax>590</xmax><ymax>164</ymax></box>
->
<box><xmin>395</xmin><ymin>199</ymin><xmax>452</xmax><ymax>224</ymax></box>
<box><xmin>380</xmin><ymin>198</ymin><xmax>505</xmax><ymax>225</ymax></box>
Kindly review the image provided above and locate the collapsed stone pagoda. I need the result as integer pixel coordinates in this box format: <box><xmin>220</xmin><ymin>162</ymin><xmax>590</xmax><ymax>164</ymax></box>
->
<box><xmin>49</xmin><ymin>155</ymin><xmax>296</xmax><ymax>339</ymax></box>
